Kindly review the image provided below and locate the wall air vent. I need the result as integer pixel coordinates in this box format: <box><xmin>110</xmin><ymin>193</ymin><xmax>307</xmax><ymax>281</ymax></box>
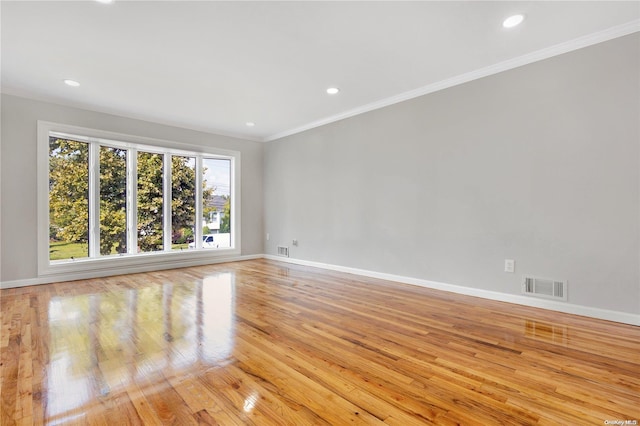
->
<box><xmin>522</xmin><ymin>275</ymin><xmax>567</xmax><ymax>301</ymax></box>
<box><xmin>277</xmin><ymin>246</ymin><xmax>289</xmax><ymax>257</ymax></box>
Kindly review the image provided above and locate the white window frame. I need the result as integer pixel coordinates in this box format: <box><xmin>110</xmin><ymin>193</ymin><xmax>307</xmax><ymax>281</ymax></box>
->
<box><xmin>37</xmin><ymin>121</ymin><xmax>241</xmax><ymax>277</ymax></box>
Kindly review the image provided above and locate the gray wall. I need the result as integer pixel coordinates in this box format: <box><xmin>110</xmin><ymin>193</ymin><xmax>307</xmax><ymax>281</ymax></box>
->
<box><xmin>264</xmin><ymin>34</ymin><xmax>640</xmax><ymax>314</ymax></box>
<box><xmin>1</xmin><ymin>94</ymin><xmax>264</xmax><ymax>281</ymax></box>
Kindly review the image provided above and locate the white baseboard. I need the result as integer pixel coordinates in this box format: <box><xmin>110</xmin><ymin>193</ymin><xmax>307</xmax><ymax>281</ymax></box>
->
<box><xmin>264</xmin><ymin>255</ymin><xmax>640</xmax><ymax>326</ymax></box>
<box><xmin>4</xmin><ymin>253</ymin><xmax>638</xmax><ymax>326</ymax></box>
<box><xmin>1</xmin><ymin>254</ymin><xmax>262</xmax><ymax>289</ymax></box>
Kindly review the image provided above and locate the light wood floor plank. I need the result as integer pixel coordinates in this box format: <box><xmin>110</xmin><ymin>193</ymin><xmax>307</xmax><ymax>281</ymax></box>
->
<box><xmin>1</xmin><ymin>258</ymin><xmax>639</xmax><ymax>424</ymax></box>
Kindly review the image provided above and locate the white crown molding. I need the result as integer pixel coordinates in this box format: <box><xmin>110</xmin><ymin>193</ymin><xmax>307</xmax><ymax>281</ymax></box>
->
<box><xmin>264</xmin><ymin>19</ymin><xmax>640</xmax><ymax>142</ymax></box>
<box><xmin>2</xmin><ymin>20</ymin><xmax>638</xmax><ymax>144</ymax></box>
<box><xmin>0</xmin><ymin>87</ymin><xmax>265</xmax><ymax>143</ymax></box>
<box><xmin>264</xmin><ymin>255</ymin><xmax>640</xmax><ymax>326</ymax></box>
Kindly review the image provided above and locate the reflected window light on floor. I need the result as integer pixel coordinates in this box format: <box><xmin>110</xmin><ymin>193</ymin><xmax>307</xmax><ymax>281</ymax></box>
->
<box><xmin>43</xmin><ymin>271</ymin><xmax>236</xmax><ymax>420</ymax></box>
<box><xmin>201</xmin><ymin>273</ymin><xmax>235</xmax><ymax>363</ymax></box>
<box><xmin>243</xmin><ymin>392</ymin><xmax>259</xmax><ymax>413</ymax></box>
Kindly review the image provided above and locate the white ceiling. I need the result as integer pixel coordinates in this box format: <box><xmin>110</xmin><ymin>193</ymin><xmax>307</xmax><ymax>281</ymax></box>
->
<box><xmin>2</xmin><ymin>1</ymin><xmax>639</xmax><ymax>142</ymax></box>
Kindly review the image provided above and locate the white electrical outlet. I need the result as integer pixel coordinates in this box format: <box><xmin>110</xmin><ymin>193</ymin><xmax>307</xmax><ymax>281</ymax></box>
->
<box><xmin>266</xmin><ymin>233</ymin><xmax>270</xmax><ymax>241</ymax></box>
<box><xmin>292</xmin><ymin>239</ymin><xmax>298</xmax><ymax>246</ymax></box>
<box><xmin>504</xmin><ymin>259</ymin><xmax>515</xmax><ymax>273</ymax></box>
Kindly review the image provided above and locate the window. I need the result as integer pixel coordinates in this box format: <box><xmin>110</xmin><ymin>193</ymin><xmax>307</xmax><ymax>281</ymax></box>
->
<box><xmin>39</xmin><ymin>122</ymin><xmax>240</xmax><ymax>276</ymax></box>
<box><xmin>100</xmin><ymin>146</ymin><xmax>128</xmax><ymax>256</ymax></box>
<box><xmin>202</xmin><ymin>158</ymin><xmax>231</xmax><ymax>247</ymax></box>
<box><xmin>171</xmin><ymin>156</ymin><xmax>196</xmax><ymax>251</ymax></box>
<box><xmin>137</xmin><ymin>151</ymin><xmax>164</xmax><ymax>253</ymax></box>
<box><xmin>49</xmin><ymin>138</ymin><xmax>90</xmax><ymax>261</ymax></box>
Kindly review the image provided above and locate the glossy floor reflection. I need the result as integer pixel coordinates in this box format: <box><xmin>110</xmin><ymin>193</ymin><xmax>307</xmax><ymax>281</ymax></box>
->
<box><xmin>2</xmin><ymin>259</ymin><xmax>639</xmax><ymax>425</ymax></box>
<box><xmin>45</xmin><ymin>273</ymin><xmax>235</xmax><ymax>424</ymax></box>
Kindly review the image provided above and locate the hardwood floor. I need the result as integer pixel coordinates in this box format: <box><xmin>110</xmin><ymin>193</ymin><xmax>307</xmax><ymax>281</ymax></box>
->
<box><xmin>1</xmin><ymin>259</ymin><xmax>638</xmax><ymax>425</ymax></box>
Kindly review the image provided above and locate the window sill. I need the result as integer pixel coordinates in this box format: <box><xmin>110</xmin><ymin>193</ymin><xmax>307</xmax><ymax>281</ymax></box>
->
<box><xmin>39</xmin><ymin>247</ymin><xmax>241</xmax><ymax>278</ymax></box>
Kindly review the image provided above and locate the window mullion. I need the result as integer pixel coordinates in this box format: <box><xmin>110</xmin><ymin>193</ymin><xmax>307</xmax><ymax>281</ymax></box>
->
<box><xmin>230</xmin><ymin>157</ymin><xmax>236</xmax><ymax>249</ymax></box>
<box><xmin>163</xmin><ymin>153</ymin><xmax>172</xmax><ymax>251</ymax></box>
<box><xmin>195</xmin><ymin>156</ymin><xmax>203</xmax><ymax>250</ymax></box>
<box><xmin>88</xmin><ymin>142</ymin><xmax>100</xmax><ymax>258</ymax></box>
<box><xmin>127</xmin><ymin>148</ymin><xmax>138</xmax><ymax>254</ymax></box>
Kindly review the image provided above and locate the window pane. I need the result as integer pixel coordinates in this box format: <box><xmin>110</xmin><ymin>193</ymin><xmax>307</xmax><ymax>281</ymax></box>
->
<box><xmin>171</xmin><ymin>156</ymin><xmax>196</xmax><ymax>251</ymax></box>
<box><xmin>49</xmin><ymin>138</ymin><xmax>89</xmax><ymax>261</ymax></box>
<box><xmin>202</xmin><ymin>158</ymin><xmax>231</xmax><ymax>249</ymax></box>
<box><xmin>100</xmin><ymin>147</ymin><xmax>127</xmax><ymax>256</ymax></box>
<box><xmin>137</xmin><ymin>152</ymin><xmax>164</xmax><ymax>252</ymax></box>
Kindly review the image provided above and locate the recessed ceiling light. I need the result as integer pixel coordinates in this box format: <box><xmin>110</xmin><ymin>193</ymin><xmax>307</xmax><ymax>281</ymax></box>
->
<box><xmin>96</xmin><ymin>0</ymin><xmax>114</xmax><ymax>4</ymax></box>
<box><xmin>64</xmin><ymin>79</ymin><xmax>80</xmax><ymax>87</ymax></box>
<box><xmin>503</xmin><ymin>14</ymin><xmax>525</xmax><ymax>29</ymax></box>
<box><xmin>246</xmin><ymin>122</ymin><xmax>255</xmax><ymax>127</ymax></box>
<box><xmin>326</xmin><ymin>87</ymin><xmax>340</xmax><ymax>95</ymax></box>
